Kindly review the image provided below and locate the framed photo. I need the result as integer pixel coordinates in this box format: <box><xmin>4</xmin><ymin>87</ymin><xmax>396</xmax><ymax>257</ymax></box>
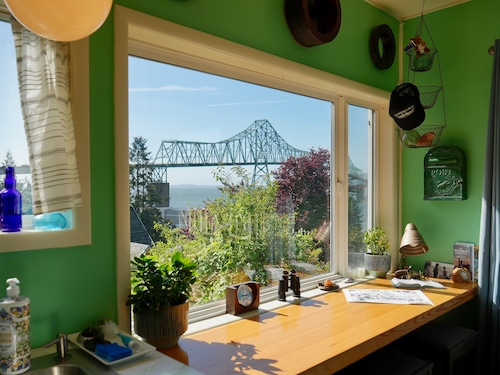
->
<box><xmin>424</xmin><ymin>261</ymin><xmax>454</xmax><ymax>279</ymax></box>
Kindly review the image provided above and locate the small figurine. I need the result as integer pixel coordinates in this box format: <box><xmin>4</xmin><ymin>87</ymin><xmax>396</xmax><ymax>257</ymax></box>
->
<box><xmin>404</xmin><ymin>34</ymin><xmax>431</xmax><ymax>56</ymax></box>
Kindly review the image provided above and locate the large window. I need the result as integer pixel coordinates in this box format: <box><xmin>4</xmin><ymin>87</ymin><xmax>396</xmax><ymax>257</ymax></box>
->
<box><xmin>347</xmin><ymin>104</ymin><xmax>373</xmax><ymax>273</ymax></box>
<box><xmin>114</xmin><ymin>6</ymin><xmax>398</xmax><ymax>326</ymax></box>
<box><xmin>129</xmin><ymin>57</ymin><xmax>333</xmax><ymax>306</ymax></box>
<box><xmin>0</xmin><ymin>20</ymin><xmax>73</xmax><ymax>230</ymax></box>
<box><xmin>0</xmin><ymin>12</ymin><xmax>91</xmax><ymax>252</ymax></box>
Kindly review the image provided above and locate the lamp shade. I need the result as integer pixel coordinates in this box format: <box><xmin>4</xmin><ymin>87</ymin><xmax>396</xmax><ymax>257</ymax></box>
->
<box><xmin>5</xmin><ymin>0</ymin><xmax>112</xmax><ymax>42</ymax></box>
<box><xmin>399</xmin><ymin>223</ymin><xmax>429</xmax><ymax>256</ymax></box>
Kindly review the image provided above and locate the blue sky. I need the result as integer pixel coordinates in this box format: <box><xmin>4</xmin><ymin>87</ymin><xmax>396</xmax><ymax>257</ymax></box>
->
<box><xmin>0</xmin><ymin>21</ymin><xmax>28</xmax><ymax>167</ymax></box>
<box><xmin>129</xmin><ymin>56</ymin><xmax>331</xmax><ymax>150</ymax></box>
<box><xmin>128</xmin><ymin>56</ymin><xmax>369</xmax><ymax>185</ymax></box>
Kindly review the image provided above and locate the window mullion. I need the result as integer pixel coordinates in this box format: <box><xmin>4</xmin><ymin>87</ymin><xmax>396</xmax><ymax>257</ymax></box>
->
<box><xmin>334</xmin><ymin>96</ymin><xmax>349</xmax><ymax>276</ymax></box>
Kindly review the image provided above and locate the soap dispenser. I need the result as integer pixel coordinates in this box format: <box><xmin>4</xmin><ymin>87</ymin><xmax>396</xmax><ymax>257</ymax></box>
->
<box><xmin>0</xmin><ymin>278</ymin><xmax>31</xmax><ymax>374</ymax></box>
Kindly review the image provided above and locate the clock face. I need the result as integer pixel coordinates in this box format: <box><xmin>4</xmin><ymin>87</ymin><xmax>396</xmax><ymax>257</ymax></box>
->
<box><xmin>452</xmin><ymin>267</ymin><xmax>471</xmax><ymax>283</ymax></box>
<box><xmin>237</xmin><ymin>284</ymin><xmax>254</xmax><ymax>307</ymax></box>
<box><xmin>458</xmin><ymin>269</ymin><xmax>470</xmax><ymax>280</ymax></box>
<box><xmin>226</xmin><ymin>281</ymin><xmax>259</xmax><ymax>315</ymax></box>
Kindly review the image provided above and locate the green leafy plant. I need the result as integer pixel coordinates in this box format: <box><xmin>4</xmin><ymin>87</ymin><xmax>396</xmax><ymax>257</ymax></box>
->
<box><xmin>363</xmin><ymin>225</ymin><xmax>390</xmax><ymax>255</ymax></box>
<box><xmin>144</xmin><ymin>166</ymin><xmax>327</xmax><ymax>304</ymax></box>
<box><xmin>127</xmin><ymin>252</ymin><xmax>197</xmax><ymax>313</ymax></box>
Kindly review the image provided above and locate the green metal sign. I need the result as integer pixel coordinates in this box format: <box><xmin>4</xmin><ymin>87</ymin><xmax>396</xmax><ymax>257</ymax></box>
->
<box><xmin>424</xmin><ymin>146</ymin><xmax>466</xmax><ymax>200</ymax></box>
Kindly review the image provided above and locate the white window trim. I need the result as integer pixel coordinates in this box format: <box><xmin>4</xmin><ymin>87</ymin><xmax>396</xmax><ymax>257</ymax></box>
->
<box><xmin>0</xmin><ymin>9</ymin><xmax>91</xmax><ymax>253</ymax></box>
<box><xmin>114</xmin><ymin>6</ymin><xmax>400</xmax><ymax>329</ymax></box>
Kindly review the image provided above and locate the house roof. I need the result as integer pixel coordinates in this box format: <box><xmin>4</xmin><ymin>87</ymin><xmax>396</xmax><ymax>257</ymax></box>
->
<box><xmin>130</xmin><ymin>205</ymin><xmax>153</xmax><ymax>258</ymax></box>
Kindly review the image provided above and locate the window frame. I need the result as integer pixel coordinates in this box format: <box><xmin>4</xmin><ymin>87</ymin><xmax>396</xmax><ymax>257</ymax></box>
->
<box><xmin>0</xmin><ymin>8</ymin><xmax>91</xmax><ymax>253</ymax></box>
<box><xmin>114</xmin><ymin>6</ymin><xmax>399</xmax><ymax>328</ymax></box>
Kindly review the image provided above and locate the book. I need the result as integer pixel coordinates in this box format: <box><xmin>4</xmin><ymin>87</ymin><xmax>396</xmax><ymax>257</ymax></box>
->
<box><xmin>391</xmin><ymin>278</ymin><xmax>446</xmax><ymax>289</ymax></box>
<box><xmin>474</xmin><ymin>245</ymin><xmax>479</xmax><ymax>281</ymax></box>
<box><xmin>453</xmin><ymin>242</ymin><xmax>475</xmax><ymax>281</ymax></box>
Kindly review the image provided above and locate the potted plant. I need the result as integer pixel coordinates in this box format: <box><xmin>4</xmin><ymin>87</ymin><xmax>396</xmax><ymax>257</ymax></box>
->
<box><xmin>127</xmin><ymin>251</ymin><xmax>197</xmax><ymax>348</ymax></box>
<box><xmin>363</xmin><ymin>225</ymin><xmax>391</xmax><ymax>277</ymax></box>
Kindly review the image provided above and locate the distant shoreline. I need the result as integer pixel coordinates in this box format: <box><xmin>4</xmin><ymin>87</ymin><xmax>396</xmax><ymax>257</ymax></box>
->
<box><xmin>170</xmin><ymin>184</ymin><xmax>221</xmax><ymax>188</ymax></box>
<box><xmin>168</xmin><ymin>184</ymin><xmax>223</xmax><ymax>209</ymax></box>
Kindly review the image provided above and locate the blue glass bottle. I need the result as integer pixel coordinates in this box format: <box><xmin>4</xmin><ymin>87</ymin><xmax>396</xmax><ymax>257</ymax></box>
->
<box><xmin>0</xmin><ymin>166</ymin><xmax>22</xmax><ymax>232</ymax></box>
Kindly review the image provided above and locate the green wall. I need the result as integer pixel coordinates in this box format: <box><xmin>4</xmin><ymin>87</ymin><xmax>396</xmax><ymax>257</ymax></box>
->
<box><xmin>0</xmin><ymin>0</ymin><xmax>494</xmax><ymax>347</ymax></box>
<box><xmin>117</xmin><ymin>0</ymin><xmax>399</xmax><ymax>90</ymax></box>
<box><xmin>401</xmin><ymin>0</ymin><xmax>499</xmax><ymax>270</ymax></box>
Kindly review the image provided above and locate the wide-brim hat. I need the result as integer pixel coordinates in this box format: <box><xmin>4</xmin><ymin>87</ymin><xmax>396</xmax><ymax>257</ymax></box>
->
<box><xmin>389</xmin><ymin>82</ymin><xmax>425</xmax><ymax>130</ymax></box>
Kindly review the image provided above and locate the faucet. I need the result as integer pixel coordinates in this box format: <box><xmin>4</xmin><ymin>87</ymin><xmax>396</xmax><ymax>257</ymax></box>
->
<box><xmin>44</xmin><ymin>332</ymin><xmax>70</xmax><ymax>362</ymax></box>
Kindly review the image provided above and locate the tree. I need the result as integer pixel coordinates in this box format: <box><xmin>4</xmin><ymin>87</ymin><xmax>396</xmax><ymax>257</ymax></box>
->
<box><xmin>1</xmin><ymin>151</ymin><xmax>15</xmax><ymax>167</ymax></box>
<box><xmin>348</xmin><ymin>195</ymin><xmax>364</xmax><ymax>252</ymax></box>
<box><xmin>130</xmin><ymin>137</ymin><xmax>153</xmax><ymax>209</ymax></box>
<box><xmin>273</xmin><ymin>148</ymin><xmax>330</xmax><ymax>233</ymax></box>
<box><xmin>129</xmin><ymin>137</ymin><xmax>163</xmax><ymax>241</ymax></box>
<box><xmin>148</xmin><ymin>166</ymin><xmax>326</xmax><ymax>304</ymax></box>
<box><xmin>347</xmin><ymin>158</ymin><xmax>367</xmax><ymax>253</ymax></box>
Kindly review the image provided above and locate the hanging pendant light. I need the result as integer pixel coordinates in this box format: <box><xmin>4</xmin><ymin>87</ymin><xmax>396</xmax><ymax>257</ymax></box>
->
<box><xmin>5</xmin><ymin>0</ymin><xmax>112</xmax><ymax>42</ymax></box>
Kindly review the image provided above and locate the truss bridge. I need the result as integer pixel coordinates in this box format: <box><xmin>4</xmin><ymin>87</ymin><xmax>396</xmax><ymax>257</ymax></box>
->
<box><xmin>152</xmin><ymin>119</ymin><xmax>309</xmax><ymax>183</ymax></box>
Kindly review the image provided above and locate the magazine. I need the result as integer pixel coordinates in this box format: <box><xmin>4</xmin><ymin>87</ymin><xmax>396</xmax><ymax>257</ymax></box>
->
<box><xmin>391</xmin><ymin>278</ymin><xmax>445</xmax><ymax>289</ymax></box>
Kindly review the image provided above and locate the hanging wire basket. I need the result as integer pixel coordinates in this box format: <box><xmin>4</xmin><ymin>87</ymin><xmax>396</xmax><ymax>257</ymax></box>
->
<box><xmin>407</xmin><ymin>49</ymin><xmax>437</xmax><ymax>72</ymax></box>
<box><xmin>400</xmin><ymin>14</ymin><xmax>447</xmax><ymax>149</ymax></box>
<box><xmin>397</xmin><ymin>124</ymin><xmax>446</xmax><ymax>148</ymax></box>
<box><xmin>418</xmin><ymin>85</ymin><xmax>442</xmax><ymax>109</ymax></box>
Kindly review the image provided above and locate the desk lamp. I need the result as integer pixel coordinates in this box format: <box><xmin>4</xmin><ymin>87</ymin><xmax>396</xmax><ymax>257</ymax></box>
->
<box><xmin>398</xmin><ymin>223</ymin><xmax>429</xmax><ymax>270</ymax></box>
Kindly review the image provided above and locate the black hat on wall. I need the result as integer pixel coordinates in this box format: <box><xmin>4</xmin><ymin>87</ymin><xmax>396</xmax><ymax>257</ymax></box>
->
<box><xmin>389</xmin><ymin>82</ymin><xmax>425</xmax><ymax>130</ymax></box>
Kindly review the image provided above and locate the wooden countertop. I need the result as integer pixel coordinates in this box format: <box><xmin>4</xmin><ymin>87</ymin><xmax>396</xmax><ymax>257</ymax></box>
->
<box><xmin>160</xmin><ymin>278</ymin><xmax>477</xmax><ymax>374</ymax></box>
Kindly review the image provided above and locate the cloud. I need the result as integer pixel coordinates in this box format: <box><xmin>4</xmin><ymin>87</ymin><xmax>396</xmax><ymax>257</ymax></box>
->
<box><xmin>129</xmin><ymin>85</ymin><xmax>217</xmax><ymax>93</ymax></box>
<box><xmin>205</xmin><ymin>100</ymin><xmax>286</xmax><ymax>108</ymax></box>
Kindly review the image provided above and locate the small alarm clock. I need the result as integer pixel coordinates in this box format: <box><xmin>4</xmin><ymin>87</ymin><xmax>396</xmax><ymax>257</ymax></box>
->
<box><xmin>226</xmin><ymin>281</ymin><xmax>260</xmax><ymax>315</ymax></box>
<box><xmin>451</xmin><ymin>267</ymin><xmax>471</xmax><ymax>283</ymax></box>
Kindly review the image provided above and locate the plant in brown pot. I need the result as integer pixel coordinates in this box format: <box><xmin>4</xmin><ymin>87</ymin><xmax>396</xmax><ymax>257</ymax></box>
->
<box><xmin>127</xmin><ymin>252</ymin><xmax>196</xmax><ymax>348</ymax></box>
<box><xmin>363</xmin><ymin>225</ymin><xmax>391</xmax><ymax>278</ymax></box>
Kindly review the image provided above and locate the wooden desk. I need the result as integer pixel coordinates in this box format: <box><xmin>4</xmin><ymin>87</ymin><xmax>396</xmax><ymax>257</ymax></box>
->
<box><xmin>160</xmin><ymin>278</ymin><xmax>477</xmax><ymax>374</ymax></box>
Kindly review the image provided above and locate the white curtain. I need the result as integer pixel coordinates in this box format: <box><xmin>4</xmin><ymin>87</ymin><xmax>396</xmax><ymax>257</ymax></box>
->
<box><xmin>11</xmin><ymin>18</ymin><xmax>81</xmax><ymax>214</ymax></box>
<box><xmin>478</xmin><ymin>38</ymin><xmax>500</xmax><ymax>374</ymax></box>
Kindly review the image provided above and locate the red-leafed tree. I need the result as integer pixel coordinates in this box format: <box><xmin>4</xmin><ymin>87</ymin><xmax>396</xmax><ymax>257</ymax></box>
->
<box><xmin>273</xmin><ymin>148</ymin><xmax>330</xmax><ymax>233</ymax></box>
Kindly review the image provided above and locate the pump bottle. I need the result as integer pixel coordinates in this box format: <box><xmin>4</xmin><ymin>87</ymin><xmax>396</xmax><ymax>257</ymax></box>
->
<box><xmin>0</xmin><ymin>278</ymin><xmax>31</xmax><ymax>374</ymax></box>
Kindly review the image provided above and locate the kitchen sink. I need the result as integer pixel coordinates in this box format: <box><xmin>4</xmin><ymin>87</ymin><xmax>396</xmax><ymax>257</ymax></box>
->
<box><xmin>28</xmin><ymin>364</ymin><xmax>89</xmax><ymax>375</ymax></box>
<box><xmin>28</xmin><ymin>349</ymin><xmax>119</xmax><ymax>375</ymax></box>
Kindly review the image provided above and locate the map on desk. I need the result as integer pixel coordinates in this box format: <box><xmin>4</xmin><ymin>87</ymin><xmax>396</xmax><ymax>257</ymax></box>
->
<box><xmin>343</xmin><ymin>289</ymin><xmax>434</xmax><ymax>305</ymax></box>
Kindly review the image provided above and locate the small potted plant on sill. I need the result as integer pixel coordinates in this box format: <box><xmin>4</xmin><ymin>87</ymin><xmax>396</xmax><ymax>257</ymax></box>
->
<box><xmin>363</xmin><ymin>225</ymin><xmax>391</xmax><ymax>277</ymax></box>
<box><xmin>127</xmin><ymin>251</ymin><xmax>197</xmax><ymax>348</ymax></box>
